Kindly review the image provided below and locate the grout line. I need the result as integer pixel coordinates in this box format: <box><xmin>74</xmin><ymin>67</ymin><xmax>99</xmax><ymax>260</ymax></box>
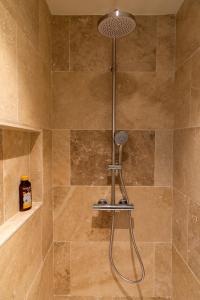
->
<box><xmin>52</xmin><ymin>184</ymin><xmax>172</xmax><ymax>188</ymax></box>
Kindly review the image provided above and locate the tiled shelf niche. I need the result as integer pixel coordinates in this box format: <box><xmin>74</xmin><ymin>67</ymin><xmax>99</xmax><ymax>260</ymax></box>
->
<box><xmin>0</xmin><ymin>120</ymin><xmax>41</xmax><ymax>133</ymax></box>
<box><xmin>0</xmin><ymin>123</ymin><xmax>43</xmax><ymax>247</ymax></box>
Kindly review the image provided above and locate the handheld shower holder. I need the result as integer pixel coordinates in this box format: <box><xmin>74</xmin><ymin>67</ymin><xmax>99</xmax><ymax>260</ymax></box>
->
<box><xmin>107</xmin><ymin>164</ymin><xmax>122</xmax><ymax>171</ymax></box>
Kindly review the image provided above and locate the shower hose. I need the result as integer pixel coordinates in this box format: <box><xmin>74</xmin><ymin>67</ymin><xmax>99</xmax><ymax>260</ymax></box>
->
<box><xmin>109</xmin><ymin>167</ymin><xmax>145</xmax><ymax>284</ymax></box>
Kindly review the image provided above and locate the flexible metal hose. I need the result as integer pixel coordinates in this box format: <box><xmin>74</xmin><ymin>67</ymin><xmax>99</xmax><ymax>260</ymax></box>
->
<box><xmin>109</xmin><ymin>168</ymin><xmax>145</xmax><ymax>284</ymax></box>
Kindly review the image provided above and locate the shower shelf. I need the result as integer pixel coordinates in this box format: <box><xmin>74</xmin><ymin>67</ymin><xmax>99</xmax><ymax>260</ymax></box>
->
<box><xmin>0</xmin><ymin>120</ymin><xmax>41</xmax><ymax>133</ymax></box>
<box><xmin>93</xmin><ymin>203</ymin><xmax>134</xmax><ymax>212</ymax></box>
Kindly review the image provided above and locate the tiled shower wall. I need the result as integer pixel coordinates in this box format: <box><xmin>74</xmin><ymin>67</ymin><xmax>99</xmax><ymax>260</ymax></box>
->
<box><xmin>0</xmin><ymin>0</ymin><xmax>53</xmax><ymax>298</ymax></box>
<box><xmin>172</xmin><ymin>0</ymin><xmax>200</xmax><ymax>298</ymax></box>
<box><xmin>52</xmin><ymin>15</ymin><xmax>175</xmax><ymax>299</ymax></box>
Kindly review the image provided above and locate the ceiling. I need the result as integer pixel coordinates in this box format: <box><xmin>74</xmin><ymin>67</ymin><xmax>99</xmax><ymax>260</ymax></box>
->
<box><xmin>46</xmin><ymin>0</ymin><xmax>184</xmax><ymax>15</ymax></box>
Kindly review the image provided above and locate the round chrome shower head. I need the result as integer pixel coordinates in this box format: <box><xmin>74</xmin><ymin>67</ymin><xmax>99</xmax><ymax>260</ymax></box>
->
<box><xmin>115</xmin><ymin>131</ymin><xmax>128</xmax><ymax>146</ymax></box>
<box><xmin>98</xmin><ymin>10</ymin><xmax>136</xmax><ymax>39</ymax></box>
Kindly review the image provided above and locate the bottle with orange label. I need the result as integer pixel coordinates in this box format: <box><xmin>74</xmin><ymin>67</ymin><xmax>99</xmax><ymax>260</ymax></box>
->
<box><xmin>19</xmin><ymin>176</ymin><xmax>32</xmax><ymax>211</ymax></box>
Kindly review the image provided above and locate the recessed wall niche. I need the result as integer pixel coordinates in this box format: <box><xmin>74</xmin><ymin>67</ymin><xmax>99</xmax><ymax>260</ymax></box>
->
<box><xmin>0</xmin><ymin>128</ymin><xmax>43</xmax><ymax>224</ymax></box>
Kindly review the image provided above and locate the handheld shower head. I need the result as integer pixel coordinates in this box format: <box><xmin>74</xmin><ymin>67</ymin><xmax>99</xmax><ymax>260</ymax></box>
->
<box><xmin>114</xmin><ymin>131</ymin><xmax>128</xmax><ymax>146</ymax></box>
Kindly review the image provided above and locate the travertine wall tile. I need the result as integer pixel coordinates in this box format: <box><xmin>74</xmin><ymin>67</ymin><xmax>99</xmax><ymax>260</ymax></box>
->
<box><xmin>70</xmin><ymin>16</ymin><xmax>111</xmax><ymax>72</ymax></box>
<box><xmin>0</xmin><ymin>130</ymin><xmax>3</xmax><ymax>224</ymax></box>
<box><xmin>156</xmin><ymin>15</ymin><xmax>175</xmax><ymax>76</ymax></box>
<box><xmin>155</xmin><ymin>130</ymin><xmax>173</xmax><ymax>186</ymax></box>
<box><xmin>17</xmin><ymin>28</ymin><xmax>50</xmax><ymax>128</ymax></box>
<box><xmin>53</xmin><ymin>186</ymin><xmax>172</xmax><ymax>243</ymax></box>
<box><xmin>52</xmin><ymin>72</ymin><xmax>112</xmax><ymax>130</ymax></box>
<box><xmin>70</xmin><ymin>242</ymin><xmax>155</xmax><ymax>297</ymax></box>
<box><xmin>54</xmin><ymin>242</ymin><xmax>70</xmax><ymax>295</ymax></box>
<box><xmin>39</xmin><ymin>0</ymin><xmax>51</xmax><ymax>66</ymax></box>
<box><xmin>188</xmin><ymin>200</ymin><xmax>200</xmax><ymax>279</ymax></box>
<box><xmin>174</xmin><ymin>128</ymin><xmax>200</xmax><ymax>206</ymax></box>
<box><xmin>52</xmin><ymin>130</ymin><xmax>70</xmax><ymax>186</ymax></box>
<box><xmin>0</xmin><ymin>1</ymin><xmax>53</xmax><ymax>299</ymax></box>
<box><xmin>174</xmin><ymin>61</ymin><xmax>191</xmax><ymax>129</ymax></box>
<box><xmin>116</xmin><ymin>72</ymin><xmax>174</xmax><ymax>130</ymax></box>
<box><xmin>30</xmin><ymin>132</ymin><xmax>43</xmax><ymax>202</ymax></box>
<box><xmin>155</xmin><ymin>244</ymin><xmax>172</xmax><ymax>298</ymax></box>
<box><xmin>0</xmin><ymin>209</ymin><xmax>42</xmax><ymax>299</ymax></box>
<box><xmin>70</xmin><ymin>130</ymin><xmax>111</xmax><ymax>185</ymax></box>
<box><xmin>3</xmin><ymin>130</ymin><xmax>30</xmax><ymax>220</ymax></box>
<box><xmin>52</xmin><ymin>12</ymin><xmax>175</xmax><ymax>299</ymax></box>
<box><xmin>27</xmin><ymin>245</ymin><xmax>53</xmax><ymax>300</ymax></box>
<box><xmin>176</xmin><ymin>0</ymin><xmax>200</xmax><ymax>68</ymax></box>
<box><xmin>42</xmin><ymin>129</ymin><xmax>53</xmax><ymax>258</ymax></box>
<box><xmin>51</xmin><ymin>16</ymin><xmax>69</xmax><ymax>71</ymax></box>
<box><xmin>0</xmin><ymin>1</ymin><xmax>18</xmax><ymax>122</ymax></box>
<box><xmin>70</xmin><ymin>130</ymin><xmax>155</xmax><ymax>186</ymax></box>
<box><xmin>172</xmin><ymin>247</ymin><xmax>200</xmax><ymax>300</ymax></box>
<box><xmin>17</xmin><ymin>0</ymin><xmax>39</xmax><ymax>48</ymax></box>
<box><xmin>53</xmin><ymin>186</ymin><xmax>111</xmax><ymax>242</ymax></box>
<box><xmin>117</xmin><ymin>16</ymin><xmax>156</xmax><ymax>72</ymax></box>
<box><xmin>173</xmin><ymin>189</ymin><xmax>189</xmax><ymax>261</ymax></box>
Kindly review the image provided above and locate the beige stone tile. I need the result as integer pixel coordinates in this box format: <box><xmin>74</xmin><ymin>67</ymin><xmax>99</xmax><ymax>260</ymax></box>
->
<box><xmin>174</xmin><ymin>128</ymin><xmax>200</xmax><ymax>205</ymax></box>
<box><xmin>172</xmin><ymin>189</ymin><xmax>189</xmax><ymax>261</ymax></box>
<box><xmin>188</xmin><ymin>200</ymin><xmax>200</xmax><ymax>279</ymax></box>
<box><xmin>52</xmin><ymin>130</ymin><xmax>70</xmax><ymax>186</ymax></box>
<box><xmin>116</xmin><ymin>72</ymin><xmax>174</xmax><ymax>130</ymax></box>
<box><xmin>52</xmin><ymin>71</ymin><xmax>112</xmax><ymax>130</ymax></box>
<box><xmin>172</xmin><ymin>247</ymin><xmax>200</xmax><ymax>300</ymax></box>
<box><xmin>174</xmin><ymin>61</ymin><xmax>191</xmax><ymax>129</ymax></box>
<box><xmin>17</xmin><ymin>0</ymin><xmax>39</xmax><ymax>49</ymax></box>
<box><xmin>155</xmin><ymin>244</ymin><xmax>172</xmax><ymax>298</ymax></box>
<box><xmin>39</xmin><ymin>0</ymin><xmax>51</xmax><ymax>66</ymax></box>
<box><xmin>70</xmin><ymin>16</ymin><xmax>111</xmax><ymax>72</ymax></box>
<box><xmin>173</xmin><ymin>129</ymin><xmax>189</xmax><ymax>195</ymax></box>
<box><xmin>154</xmin><ymin>130</ymin><xmax>173</xmax><ymax>186</ymax></box>
<box><xmin>190</xmin><ymin>88</ymin><xmax>200</xmax><ymax>127</ymax></box>
<box><xmin>0</xmin><ymin>1</ymin><xmax>18</xmax><ymax>122</ymax></box>
<box><xmin>53</xmin><ymin>186</ymin><xmax>111</xmax><ymax>242</ymax></box>
<box><xmin>0</xmin><ymin>209</ymin><xmax>42</xmax><ymax>299</ymax></box>
<box><xmin>156</xmin><ymin>15</ymin><xmax>175</xmax><ymax>76</ymax></box>
<box><xmin>18</xmin><ymin>29</ymin><xmax>50</xmax><ymax>128</ymax></box>
<box><xmin>70</xmin><ymin>130</ymin><xmax>155</xmax><ymax>186</ymax></box>
<box><xmin>70</xmin><ymin>241</ymin><xmax>155</xmax><ymax>297</ymax></box>
<box><xmin>117</xmin><ymin>16</ymin><xmax>156</xmax><ymax>72</ymax></box>
<box><xmin>176</xmin><ymin>0</ymin><xmax>200</xmax><ymax>68</ymax></box>
<box><xmin>30</xmin><ymin>132</ymin><xmax>43</xmax><ymax>202</ymax></box>
<box><xmin>0</xmin><ymin>130</ymin><xmax>3</xmax><ymax>224</ymax></box>
<box><xmin>54</xmin><ymin>185</ymin><xmax>171</xmax><ymax>243</ymax></box>
<box><xmin>42</xmin><ymin>130</ymin><xmax>53</xmax><ymax>258</ymax></box>
<box><xmin>51</xmin><ymin>16</ymin><xmax>69</xmax><ymax>71</ymax></box>
<box><xmin>191</xmin><ymin>48</ymin><xmax>200</xmax><ymax>89</ymax></box>
<box><xmin>121</xmin><ymin>131</ymin><xmax>155</xmax><ymax>186</ymax></box>
<box><xmin>70</xmin><ymin>130</ymin><xmax>111</xmax><ymax>186</ymax></box>
<box><xmin>115</xmin><ymin>187</ymin><xmax>172</xmax><ymax>243</ymax></box>
<box><xmin>0</xmin><ymin>184</ymin><xmax>3</xmax><ymax>225</ymax></box>
<box><xmin>54</xmin><ymin>242</ymin><xmax>70</xmax><ymax>295</ymax></box>
<box><xmin>27</xmin><ymin>246</ymin><xmax>53</xmax><ymax>300</ymax></box>
<box><xmin>2</xmin><ymin>0</ymin><xmax>39</xmax><ymax>48</ymax></box>
<box><xmin>3</xmin><ymin>129</ymin><xmax>30</xmax><ymax>220</ymax></box>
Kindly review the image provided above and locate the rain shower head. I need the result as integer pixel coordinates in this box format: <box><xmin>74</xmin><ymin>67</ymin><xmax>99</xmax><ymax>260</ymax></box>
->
<box><xmin>98</xmin><ymin>9</ymin><xmax>136</xmax><ymax>39</ymax></box>
<box><xmin>115</xmin><ymin>131</ymin><xmax>128</xmax><ymax>146</ymax></box>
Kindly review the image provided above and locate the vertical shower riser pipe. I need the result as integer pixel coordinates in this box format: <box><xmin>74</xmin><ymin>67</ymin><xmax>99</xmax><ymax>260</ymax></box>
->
<box><xmin>111</xmin><ymin>37</ymin><xmax>116</xmax><ymax>205</ymax></box>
